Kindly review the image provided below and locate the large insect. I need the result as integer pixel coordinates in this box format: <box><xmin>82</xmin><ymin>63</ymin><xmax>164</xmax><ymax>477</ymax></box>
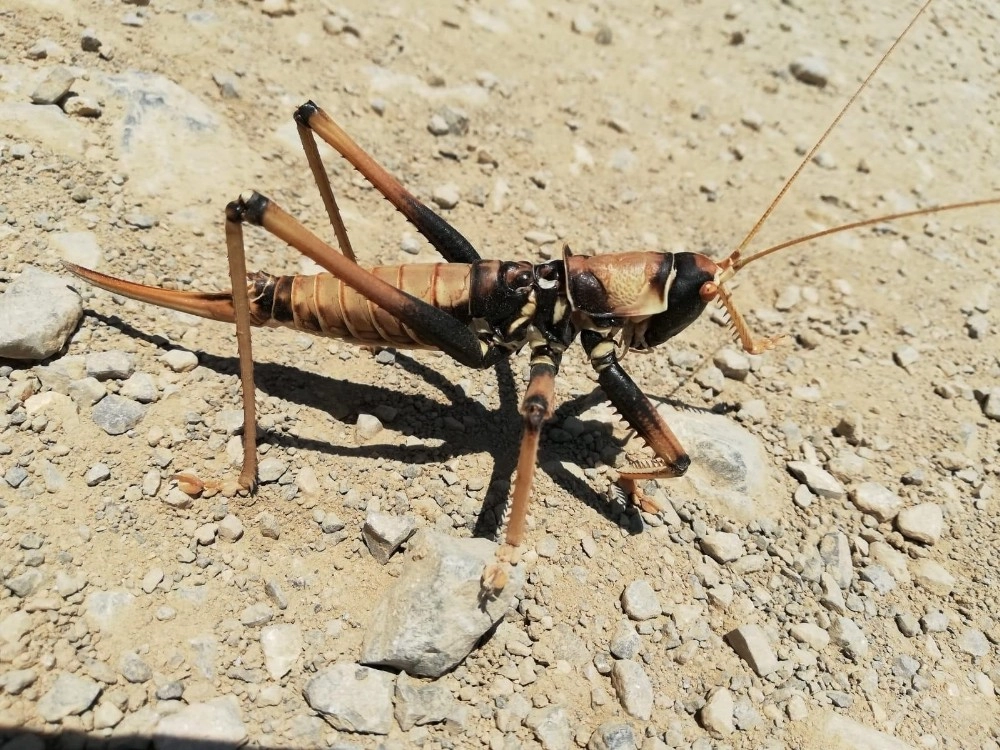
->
<box><xmin>63</xmin><ymin>0</ymin><xmax>995</xmax><ymax>590</ymax></box>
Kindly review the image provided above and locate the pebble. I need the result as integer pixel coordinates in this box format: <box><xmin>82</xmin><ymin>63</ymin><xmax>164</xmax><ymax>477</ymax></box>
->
<box><xmin>700</xmin><ymin>687</ymin><xmax>735</xmax><ymax>736</ymax></box>
<box><xmin>119</xmin><ymin>651</ymin><xmax>153</xmax><ymax>683</ymax></box>
<box><xmin>818</xmin><ymin>532</ymin><xmax>852</xmax><ymax>589</ymax></box>
<box><xmin>787</xmin><ymin>461</ymin><xmax>845</xmax><ymax>499</ymax></box>
<box><xmin>36</xmin><ymin>673</ymin><xmax>101</xmax><ymax>722</ymax></box>
<box><xmin>356</xmin><ymin>413</ymin><xmax>383</xmax><ymax>441</ymax></box>
<box><xmin>790</xmin><ymin>622</ymin><xmax>830</xmax><ymax>651</ymax></box>
<box><xmin>896</xmin><ymin>503</ymin><xmax>944</xmax><ymax>544</ymax></box>
<box><xmin>120</xmin><ymin>372</ymin><xmax>158</xmax><ymax>403</ymax></box>
<box><xmin>363</xmin><ymin>511</ymin><xmax>417</xmax><ymax>564</ymax></box>
<box><xmin>161</xmin><ymin>348</ymin><xmax>199</xmax><ymax>372</ymax></box>
<box><xmin>0</xmin><ymin>266</ymin><xmax>83</xmax><ymax>360</ymax></box>
<box><xmin>64</xmin><ymin>96</ymin><xmax>102</xmax><ymax>117</ymax></box>
<box><xmin>68</xmin><ymin>377</ymin><xmax>106</xmax><ymax>406</ymax></box>
<box><xmin>257</xmin><ymin>457</ymin><xmax>287</xmax><ymax>484</ymax></box>
<box><xmin>851</xmin><ymin>482</ymin><xmax>903</xmax><ymax>522</ymax></box>
<box><xmin>700</xmin><ymin>531</ymin><xmax>744</xmax><ymax>563</ymax></box>
<box><xmin>84</xmin><ymin>463</ymin><xmax>111</xmax><ymax>486</ymax></box>
<box><xmin>620</xmin><ymin>580</ymin><xmax>661</xmax><ymax>620</ymax></box>
<box><xmin>610</xmin><ymin>659</ymin><xmax>653</xmax><ymax>720</ymax></box>
<box><xmin>259</xmin><ymin>512</ymin><xmax>281</xmax><ymax>539</ymax></box>
<box><xmin>217</xmin><ymin>514</ymin><xmax>244</xmax><ymax>542</ymax></box>
<box><xmin>725</xmin><ymin>624</ymin><xmax>778</xmax><ymax>676</ymax></box>
<box><xmin>895</xmin><ymin>612</ymin><xmax>921</xmax><ymax>637</ymax></box>
<box><xmin>239</xmin><ymin>603</ymin><xmax>273</xmax><ymax>627</ymax></box>
<box><xmin>912</xmin><ymin>558</ymin><xmax>956</xmax><ymax>596</ymax></box>
<box><xmin>431</xmin><ymin>184</ymin><xmax>461</xmax><ymax>210</ymax></box>
<box><xmin>140</xmin><ymin>568</ymin><xmax>164</xmax><ymax>594</ymax></box>
<box><xmin>91</xmin><ymin>395</ymin><xmax>146</xmax><ymax>435</ymax></box>
<box><xmin>610</xmin><ymin>620</ymin><xmax>641</xmax><ymax>659</ymax></box>
<box><xmin>789</xmin><ymin>56</ymin><xmax>830</xmax><ymax>87</ymax></box>
<box><xmin>892</xmin><ymin>345</ymin><xmax>920</xmax><ymax>370</ymax></box>
<box><xmin>587</xmin><ymin>722</ymin><xmax>636</xmax><ymax>750</ymax></box>
<box><xmin>713</xmin><ymin>349</ymin><xmax>750</xmax><ymax>380</ymax></box>
<box><xmin>86</xmin><ymin>350</ymin><xmax>136</xmax><ymax>380</ymax></box>
<box><xmin>829</xmin><ymin>616</ymin><xmax>869</xmax><ymax>660</ymax></box>
<box><xmin>260</xmin><ymin>624</ymin><xmax>303</xmax><ymax>679</ymax></box>
<box><xmin>304</xmin><ymin>663</ymin><xmax>395</xmax><ymax>734</ymax></box>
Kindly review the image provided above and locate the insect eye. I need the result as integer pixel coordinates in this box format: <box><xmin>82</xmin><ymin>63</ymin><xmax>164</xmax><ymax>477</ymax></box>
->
<box><xmin>699</xmin><ymin>282</ymin><xmax>719</xmax><ymax>302</ymax></box>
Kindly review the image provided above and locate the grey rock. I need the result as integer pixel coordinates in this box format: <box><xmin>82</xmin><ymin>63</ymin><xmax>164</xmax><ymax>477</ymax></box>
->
<box><xmin>55</xmin><ymin>571</ymin><xmax>87</xmax><ymax>598</ymax></box>
<box><xmin>4</xmin><ymin>570</ymin><xmax>44</xmax><ymax>597</ymax></box>
<box><xmin>362</xmin><ymin>511</ymin><xmax>417</xmax><ymax>564</ymax></box>
<box><xmin>713</xmin><ymin>348</ymin><xmax>750</xmax><ymax>380</ymax></box>
<box><xmin>895</xmin><ymin>612</ymin><xmax>921</xmax><ymax>637</ymax></box>
<box><xmin>153</xmin><ymin>695</ymin><xmax>247</xmax><ymax>749</ymax></box>
<box><xmin>120</xmin><ymin>372</ymin><xmax>158</xmax><ymax>403</ymax></box>
<box><xmin>361</xmin><ymin>530</ymin><xmax>524</xmax><ymax>677</ymax></box>
<box><xmin>789</xmin><ymin>622</ymin><xmax>830</xmax><ymax>651</ymax></box>
<box><xmin>3</xmin><ymin>669</ymin><xmax>38</xmax><ymax>695</ymax></box>
<box><xmin>920</xmin><ymin>611</ymin><xmax>949</xmax><ymax>633</ymax></box>
<box><xmin>787</xmin><ymin>461</ymin><xmax>845</xmax><ymax>499</ymax></box>
<box><xmin>610</xmin><ymin>659</ymin><xmax>653</xmax><ymax>719</ymax></box>
<box><xmin>260</xmin><ymin>624</ymin><xmax>302</xmax><ymax>679</ymax></box>
<box><xmin>393</xmin><ymin>673</ymin><xmax>455</xmax><ymax>730</ymax></box>
<box><xmin>192</xmin><ymin>521</ymin><xmax>215</xmax><ymax>545</ymax></box>
<box><xmin>91</xmin><ymin>395</ymin><xmax>146</xmax><ymax>435</ymax></box>
<box><xmin>5</xmin><ymin>466</ymin><xmax>29</xmax><ymax>489</ymax></box>
<box><xmin>587</xmin><ymin>722</ymin><xmax>637</xmax><ymax>750</ymax></box>
<box><xmin>257</xmin><ymin>456</ymin><xmax>287</xmax><ymax>484</ymax></box>
<box><xmin>701</xmin><ymin>531</ymin><xmax>745</xmax><ymax>563</ymax></box>
<box><xmin>36</xmin><ymin>673</ymin><xmax>101</xmax><ymax>722</ymax></box>
<box><xmin>911</xmin><ymin>559</ymin><xmax>955</xmax><ymax>595</ymax></box>
<box><xmin>609</xmin><ymin>620</ymin><xmax>641</xmax><ymax>659</ymax></box>
<box><xmin>829</xmin><ymin>616</ymin><xmax>869</xmax><ymax>660</ymax></box>
<box><xmin>525</xmin><ymin>705</ymin><xmax>572</xmax><ymax>750</ymax></box>
<box><xmin>0</xmin><ymin>266</ymin><xmax>82</xmax><ymax>360</ymax></box>
<box><xmin>699</xmin><ymin>687</ymin><xmax>735</xmax><ymax>737</ymax></box>
<box><xmin>85</xmin><ymin>463</ymin><xmax>111</xmax><ymax>486</ymax></box>
<box><xmin>818</xmin><ymin>532</ymin><xmax>853</xmax><ymax>589</ymax></box>
<box><xmin>304</xmin><ymin>663</ymin><xmax>395</xmax><ymax>734</ymax></box>
<box><xmin>355</xmin><ymin>413</ymin><xmax>383</xmax><ymax>441</ymax></box>
<box><xmin>432</xmin><ymin>183</ymin><xmax>461</xmax><ymax>209</ymax></box>
<box><xmin>0</xmin><ymin>611</ymin><xmax>33</xmax><ymax>643</ymax></box>
<box><xmin>789</xmin><ymin>56</ymin><xmax>830</xmax><ymax>86</ymax></box>
<box><xmin>860</xmin><ymin>564</ymin><xmax>895</xmax><ymax>594</ymax></box>
<box><xmin>31</xmin><ymin>66</ymin><xmax>75</xmax><ymax>104</ymax></box>
<box><xmin>68</xmin><ymin>376</ymin><xmax>106</xmax><ymax>406</ymax></box>
<box><xmin>119</xmin><ymin>651</ymin><xmax>152</xmax><ymax>683</ymax></box>
<box><xmin>86</xmin><ymin>350</ymin><xmax>135</xmax><ymax>380</ymax></box>
<box><xmin>620</xmin><ymin>580</ymin><xmax>661</xmax><ymax>620</ymax></box>
<box><xmin>649</xmin><ymin>403</ymin><xmax>776</xmax><ymax>520</ymax></box>
<box><xmin>161</xmin><ymin>348</ymin><xmax>199</xmax><ymax>372</ymax></box>
<box><xmin>957</xmin><ymin>628</ymin><xmax>990</xmax><ymax>658</ymax></box>
<box><xmin>140</xmin><ymin>568</ymin><xmax>164</xmax><ymax>594</ymax></box>
<box><xmin>851</xmin><ymin>482</ymin><xmax>903</xmax><ymax>521</ymax></box>
<box><xmin>217</xmin><ymin>514</ymin><xmax>244</xmax><ymax>542</ymax></box>
<box><xmin>725</xmin><ymin>624</ymin><xmax>778</xmax><ymax>676</ymax></box>
<box><xmin>896</xmin><ymin>503</ymin><xmax>944</xmax><ymax>544</ymax></box>
<box><xmin>240</xmin><ymin>603</ymin><xmax>273</xmax><ymax>627</ymax></box>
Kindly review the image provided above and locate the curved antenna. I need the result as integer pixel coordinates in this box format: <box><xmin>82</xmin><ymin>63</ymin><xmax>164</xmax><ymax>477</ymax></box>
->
<box><xmin>733</xmin><ymin>197</ymin><xmax>1000</xmax><ymax>272</ymax></box>
<box><xmin>722</xmin><ymin>0</ymin><xmax>935</xmax><ymax>272</ymax></box>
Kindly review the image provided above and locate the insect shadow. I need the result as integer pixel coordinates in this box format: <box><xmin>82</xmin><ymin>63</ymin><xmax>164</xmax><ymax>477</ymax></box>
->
<box><xmin>86</xmin><ymin>311</ymin><xmax>653</xmax><ymax>541</ymax></box>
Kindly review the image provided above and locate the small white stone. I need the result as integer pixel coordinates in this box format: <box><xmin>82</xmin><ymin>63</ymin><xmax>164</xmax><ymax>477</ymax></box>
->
<box><xmin>701</xmin><ymin>532</ymin><xmax>744</xmax><ymax>563</ymax></box>
<box><xmin>896</xmin><ymin>503</ymin><xmax>944</xmax><ymax>544</ymax></box>
<box><xmin>161</xmin><ymin>348</ymin><xmax>199</xmax><ymax>372</ymax></box>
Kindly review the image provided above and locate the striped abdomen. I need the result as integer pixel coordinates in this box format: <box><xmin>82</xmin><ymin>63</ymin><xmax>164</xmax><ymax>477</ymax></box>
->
<box><xmin>246</xmin><ymin>263</ymin><xmax>477</xmax><ymax>348</ymax></box>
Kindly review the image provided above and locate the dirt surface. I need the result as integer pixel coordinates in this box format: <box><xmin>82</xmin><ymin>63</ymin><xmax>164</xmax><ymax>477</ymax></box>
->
<box><xmin>1</xmin><ymin>0</ymin><xmax>999</xmax><ymax>748</ymax></box>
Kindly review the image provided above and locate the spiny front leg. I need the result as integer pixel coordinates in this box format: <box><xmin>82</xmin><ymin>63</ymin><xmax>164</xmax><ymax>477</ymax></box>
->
<box><xmin>579</xmin><ymin>330</ymin><xmax>690</xmax><ymax>511</ymax></box>
<box><xmin>482</xmin><ymin>348</ymin><xmax>561</xmax><ymax>593</ymax></box>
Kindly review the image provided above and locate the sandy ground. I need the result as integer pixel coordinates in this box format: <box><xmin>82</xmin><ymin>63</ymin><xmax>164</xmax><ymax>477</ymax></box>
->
<box><xmin>1</xmin><ymin>0</ymin><xmax>999</xmax><ymax>748</ymax></box>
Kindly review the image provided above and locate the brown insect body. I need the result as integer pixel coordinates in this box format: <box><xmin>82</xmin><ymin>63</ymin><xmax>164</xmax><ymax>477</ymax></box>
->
<box><xmin>62</xmin><ymin>0</ymin><xmax>998</xmax><ymax>591</ymax></box>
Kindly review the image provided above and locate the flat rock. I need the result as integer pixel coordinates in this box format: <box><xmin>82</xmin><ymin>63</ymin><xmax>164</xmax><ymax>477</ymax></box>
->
<box><xmin>911</xmin><ymin>558</ymin><xmax>956</xmax><ymax>596</ymax></box>
<box><xmin>153</xmin><ymin>695</ymin><xmax>248</xmax><ymax>749</ymax></box>
<box><xmin>260</xmin><ymin>623</ymin><xmax>302</xmax><ymax>680</ymax></box>
<box><xmin>37</xmin><ymin>673</ymin><xmax>101</xmax><ymax>722</ymax></box>
<box><xmin>303</xmin><ymin>663</ymin><xmax>394</xmax><ymax>735</ymax></box>
<box><xmin>787</xmin><ymin>461</ymin><xmax>845</xmax><ymax>499</ymax></box>
<box><xmin>0</xmin><ymin>266</ymin><xmax>82</xmax><ymax>360</ymax></box>
<box><xmin>0</xmin><ymin>103</ymin><xmax>88</xmax><ymax>159</ymax></box>
<box><xmin>393</xmin><ymin>673</ymin><xmax>455</xmax><ymax>730</ymax></box>
<box><xmin>91</xmin><ymin>394</ymin><xmax>146</xmax><ymax>435</ymax></box>
<box><xmin>851</xmin><ymin>482</ymin><xmax>903</xmax><ymax>521</ymax></box>
<box><xmin>647</xmin><ymin>404</ymin><xmax>777</xmax><ymax>520</ymax></box>
<box><xmin>725</xmin><ymin>624</ymin><xmax>778</xmax><ymax>676</ymax></box>
<box><xmin>896</xmin><ymin>503</ymin><xmax>944</xmax><ymax>544</ymax></box>
<box><xmin>361</xmin><ymin>530</ymin><xmax>524</xmax><ymax>677</ymax></box>
<box><xmin>362</xmin><ymin>511</ymin><xmax>417</xmax><ymax>564</ymax></box>
<box><xmin>610</xmin><ymin>659</ymin><xmax>653</xmax><ymax>720</ymax></box>
<box><xmin>620</xmin><ymin>580</ymin><xmax>661</xmax><ymax>620</ymax></box>
<box><xmin>700</xmin><ymin>687</ymin><xmax>735</xmax><ymax>737</ymax></box>
<box><xmin>701</xmin><ymin>531</ymin><xmax>744</xmax><ymax>563</ymax></box>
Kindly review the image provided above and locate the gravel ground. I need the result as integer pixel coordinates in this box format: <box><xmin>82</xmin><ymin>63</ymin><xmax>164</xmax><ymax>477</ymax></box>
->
<box><xmin>1</xmin><ymin>0</ymin><xmax>999</xmax><ymax>748</ymax></box>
